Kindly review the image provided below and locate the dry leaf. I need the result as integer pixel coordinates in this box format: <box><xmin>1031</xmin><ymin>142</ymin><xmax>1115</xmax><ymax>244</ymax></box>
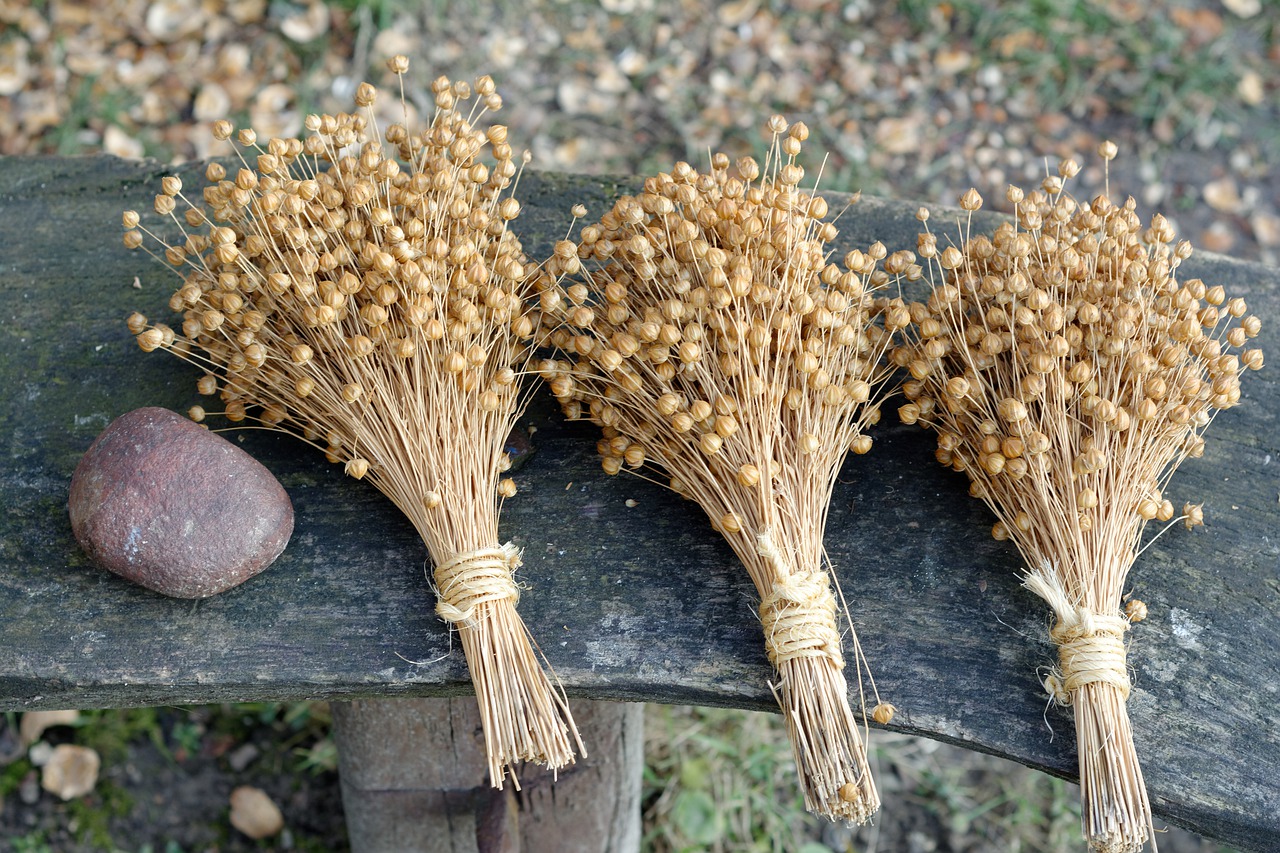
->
<box><xmin>279</xmin><ymin>0</ymin><xmax>330</xmax><ymax>43</ymax></box>
<box><xmin>1199</xmin><ymin>222</ymin><xmax>1237</xmax><ymax>254</ymax></box>
<box><xmin>0</xmin><ymin>38</ymin><xmax>32</xmax><ymax>97</ymax></box>
<box><xmin>103</xmin><ymin>126</ymin><xmax>145</xmax><ymax>160</ymax></box>
<box><xmin>557</xmin><ymin>77</ymin><xmax>613</xmax><ymax>116</ymax></box>
<box><xmin>145</xmin><ymin>0</ymin><xmax>207</xmax><ymax>42</ymax></box>
<box><xmin>249</xmin><ymin>83</ymin><xmax>301</xmax><ymax>140</ymax></box>
<box><xmin>20</xmin><ymin>710</ymin><xmax>79</xmax><ymax>746</ymax></box>
<box><xmin>934</xmin><ymin>48</ymin><xmax>972</xmax><ymax>76</ymax></box>
<box><xmin>1203</xmin><ymin>177</ymin><xmax>1242</xmax><ymax>213</ymax></box>
<box><xmin>718</xmin><ymin>0</ymin><xmax>760</xmax><ymax>26</ymax></box>
<box><xmin>1171</xmin><ymin>8</ymin><xmax>1223</xmax><ymax>46</ymax></box>
<box><xmin>1238</xmin><ymin>70</ymin><xmax>1265</xmax><ymax>106</ymax></box>
<box><xmin>875</xmin><ymin>116</ymin><xmax>923</xmax><ymax>155</ymax></box>
<box><xmin>1250</xmin><ymin>211</ymin><xmax>1280</xmax><ymax>247</ymax></box>
<box><xmin>600</xmin><ymin>0</ymin><xmax>651</xmax><ymax>12</ymax></box>
<box><xmin>40</xmin><ymin>744</ymin><xmax>100</xmax><ymax>800</ymax></box>
<box><xmin>193</xmin><ymin>83</ymin><xmax>232</xmax><ymax>123</ymax></box>
<box><xmin>230</xmin><ymin>785</ymin><xmax>284</xmax><ymax>839</ymax></box>
<box><xmin>228</xmin><ymin>0</ymin><xmax>267</xmax><ymax>25</ymax></box>
<box><xmin>1222</xmin><ymin>0</ymin><xmax>1261</xmax><ymax>17</ymax></box>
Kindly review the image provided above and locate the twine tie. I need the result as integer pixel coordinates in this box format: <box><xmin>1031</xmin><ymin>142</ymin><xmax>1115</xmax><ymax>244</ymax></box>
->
<box><xmin>756</xmin><ymin>529</ymin><xmax>845</xmax><ymax>668</ymax></box>
<box><xmin>1024</xmin><ymin>564</ymin><xmax>1131</xmax><ymax>705</ymax></box>
<box><xmin>1046</xmin><ymin>608</ymin><xmax>1131</xmax><ymax>704</ymax></box>
<box><xmin>758</xmin><ymin>572</ymin><xmax>845</xmax><ymax>668</ymax></box>
<box><xmin>433</xmin><ymin>543</ymin><xmax>522</xmax><ymax>627</ymax></box>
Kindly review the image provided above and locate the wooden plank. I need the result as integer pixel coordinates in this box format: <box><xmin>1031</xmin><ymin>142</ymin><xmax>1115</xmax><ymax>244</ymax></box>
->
<box><xmin>0</xmin><ymin>156</ymin><xmax>1276</xmax><ymax>850</ymax></box>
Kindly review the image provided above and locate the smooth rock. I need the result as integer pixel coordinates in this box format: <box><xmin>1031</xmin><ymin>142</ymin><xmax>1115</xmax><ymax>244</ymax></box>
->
<box><xmin>68</xmin><ymin>407</ymin><xmax>293</xmax><ymax>598</ymax></box>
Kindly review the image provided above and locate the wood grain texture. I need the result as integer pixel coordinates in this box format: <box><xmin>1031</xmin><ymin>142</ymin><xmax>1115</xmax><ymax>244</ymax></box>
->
<box><xmin>0</xmin><ymin>157</ymin><xmax>1276</xmax><ymax>850</ymax></box>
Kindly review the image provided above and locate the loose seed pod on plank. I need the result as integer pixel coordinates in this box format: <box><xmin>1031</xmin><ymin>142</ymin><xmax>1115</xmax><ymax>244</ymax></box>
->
<box><xmin>893</xmin><ymin>147</ymin><xmax>1264</xmax><ymax>852</ymax></box>
<box><xmin>121</xmin><ymin>58</ymin><xmax>581</xmax><ymax>787</ymax></box>
<box><xmin>537</xmin><ymin>116</ymin><xmax>911</xmax><ymax>823</ymax></box>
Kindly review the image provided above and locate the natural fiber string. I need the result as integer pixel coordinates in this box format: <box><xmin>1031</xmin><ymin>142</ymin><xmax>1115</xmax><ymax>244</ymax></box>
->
<box><xmin>757</xmin><ymin>531</ymin><xmax>845</xmax><ymax>669</ymax></box>
<box><xmin>1048</xmin><ymin>613</ymin><xmax>1131</xmax><ymax>703</ymax></box>
<box><xmin>1024</xmin><ymin>565</ymin><xmax>1131</xmax><ymax>705</ymax></box>
<box><xmin>433</xmin><ymin>543</ymin><xmax>522</xmax><ymax>627</ymax></box>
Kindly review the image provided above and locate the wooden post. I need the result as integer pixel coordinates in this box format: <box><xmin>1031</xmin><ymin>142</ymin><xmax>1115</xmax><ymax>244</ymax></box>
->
<box><xmin>332</xmin><ymin>698</ymin><xmax>643</xmax><ymax>853</ymax></box>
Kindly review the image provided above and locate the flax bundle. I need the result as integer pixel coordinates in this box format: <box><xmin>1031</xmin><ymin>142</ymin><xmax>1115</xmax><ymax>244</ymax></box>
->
<box><xmin>121</xmin><ymin>59</ymin><xmax>580</xmax><ymax>786</ymax></box>
<box><xmin>536</xmin><ymin>116</ymin><xmax>909</xmax><ymax>822</ymax></box>
<box><xmin>893</xmin><ymin>148</ymin><xmax>1264</xmax><ymax>852</ymax></box>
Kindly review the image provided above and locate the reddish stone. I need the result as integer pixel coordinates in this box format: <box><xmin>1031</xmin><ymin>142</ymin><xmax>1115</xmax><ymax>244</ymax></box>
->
<box><xmin>68</xmin><ymin>407</ymin><xmax>293</xmax><ymax>598</ymax></box>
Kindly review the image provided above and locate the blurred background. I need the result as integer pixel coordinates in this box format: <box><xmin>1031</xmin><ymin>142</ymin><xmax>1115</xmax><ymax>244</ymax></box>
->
<box><xmin>1</xmin><ymin>0</ymin><xmax>1274</xmax><ymax>850</ymax></box>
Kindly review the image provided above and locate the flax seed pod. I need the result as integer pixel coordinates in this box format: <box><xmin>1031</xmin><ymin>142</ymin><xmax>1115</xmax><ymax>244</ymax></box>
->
<box><xmin>894</xmin><ymin>147</ymin><xmax>1263</xmax><ymax>853</ymax></box>
<box><xmin>539</xmin><ymin>116</ymin><xmax>910</xmax><ymax>824</ymax></box>
<box><xmin>121</xmin><ymin>58</ymin><xmax>582</xmax><ymax>787</ymax></box>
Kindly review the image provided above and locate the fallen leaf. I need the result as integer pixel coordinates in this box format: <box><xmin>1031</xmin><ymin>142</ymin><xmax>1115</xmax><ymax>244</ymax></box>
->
<box><xmin>228</xmin><ymin>0</ymin><xmax>267</xmax><ymax>25</ymax></box>
<box><xmin>1202</xmin><ymin>177</ymin><xmax>1241</xmax><ymax>213</ymax></box>
<box><xmin>372</xmin><ymin>28</ymin><xmax>417</xmax><ymax>67</ymax></box>
<box><xmin>1237</xmin><ymin>70</ymin><xmax>1265</xmax><ymax>106</ymax></box>
<box><xmin>934</xmin><ymin>48</ymin><xmax>971</xmax><ymax>76</ymax></box>
<box><xmin>20</xmin><ymin>710</ymin><xmax>80</xmax><ymax>746</ymax></box>
<box><xmin>103</xmin><ymin>126</ymin><xmax>145</xmax><ymax>160</ymax></box>
<box><xmin>557</xmin><ymin>77</ymin><xmax>615</xmax><ymax>116</ymax></box>
<box><xmin>145</xmin><ymin>0</ymin><xmax>207</xmax><ymax>42</ymax></box>
<box><xmin>1199</xmin><ymin>222</ymin><xmax>1236</xmax><ymax>254</ymax></box>
<box><xmin>0</xmin><ymin>38</ymin><xmax>32</xmax><ymax>97</ymax></box>
<box><xmin>1171</xmin><ymin>8</ymin><xmax>1223</xmax><ymax>46</ymax></box>
<box><xmin>1250</xmin><ymin>211</ymin><xmax>1280</xmax><ymax>247</ymax></box>
<box><xmin>40</xmin><ymin>744</ymin><xmax>100</xmax><ymax>800</ymax></box>
<box><xmin>230</xmin><ymin>785</ymin><xmax>285</xmax><ymax>839</ymax></box>
<box><xmin>250</xmin><ymin>83</ymin><xmax>301</xmax><ymax>140</ymax></box>
<box><xmin>875</xmin><ymin>116</ymin><xmax>923</xmax><ymax>155</ymax></box>
<box><xmin>717</xmin><ymin>0</ymin><xmax>760</xmax><ymax>26</ymax></box>
<box><xmin>279</xmin><ymin>0</ymin><xmax>329</xmax><ymax>43</ymax></box>
<box><xmin>600</xmin><ymin>0</ymin><xmax>646</xmax><ymax>11</ymax></box>
<box><xmin>193</xmin><ymin>83</ymin><xmax>232</xmax><ymax>123</ymax></box>
<box><xmin>1222</xmin><ymin>0</ymin><xmax>1261</xmax><ymax>17</ymax></box>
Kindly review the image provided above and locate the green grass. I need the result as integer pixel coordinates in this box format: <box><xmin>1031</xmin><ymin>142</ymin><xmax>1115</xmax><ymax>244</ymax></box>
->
<box><xmin>9</xmin><ymin>832</ymin><xmax>55</xmax><ymax>853</ymax></box>
<box><xmin>899</xmin><ymin>0</ymin><xmax>1262</xmax><ymax>143</ymax></box>
<box><xmin>49</xmin><ymin>75</ymin><xmax>140</xmax><ymax>157</ymax></box>
<box><xmin>642</xmin><ymin>704</ymin><xmax>835</xmax><ymax>853</ymax></box>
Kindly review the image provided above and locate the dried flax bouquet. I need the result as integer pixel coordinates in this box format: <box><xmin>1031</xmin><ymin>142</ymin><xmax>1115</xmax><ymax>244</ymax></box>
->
<box><xmin>894</xmin><ymin>148</ymin><xmax>1264</xmax><ymax>852</ymax></box>
<box><xmin>121</xmin><ymin>59</ymin><xmax>580</xmax><ymax>785</ymax></box>
<box><xmin>537</xmin><ymin>116</ymin><xmax>910</xmax><ymax>822</ymax></box>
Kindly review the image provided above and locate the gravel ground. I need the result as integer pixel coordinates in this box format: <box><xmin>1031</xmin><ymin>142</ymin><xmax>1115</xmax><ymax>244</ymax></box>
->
<box><xmin>1</xmin><ymin>0</ymin><xmax>1274</xmax><ymax>850</ymax></box>
<box><xmin>2</xmin><ymin>0</ymin><xmax>1277</xmax><ymax>262</ymax></box>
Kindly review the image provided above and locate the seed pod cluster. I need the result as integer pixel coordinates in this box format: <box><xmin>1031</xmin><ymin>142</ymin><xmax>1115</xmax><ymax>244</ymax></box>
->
<box><xmin>896</xmin><ymin>171</ymin><xmax>1262</xmax><ymax>553</ymax></box>
<box><xmin>539</xmin><ymin>116</ymin><xmax>910</xmax><ymax>823</ymax></box>
<box><xmin>539</xmin><ymin>139</ymin><xmax>910</xmax><ymax>493</ymax></box>
<box><xmin>123</xmin><ymin>58</ymin><xmax>579</xmax><ymax>787</ymax></box>
<box><xmin>125</xmin><ymin>73</ymin><xmax>537</xmax><ymax>471</ymax></box>
<box><xmin>893</xmin><ymin>147</ymin><xmax>1264</xmax><ymax>853</ymax></box>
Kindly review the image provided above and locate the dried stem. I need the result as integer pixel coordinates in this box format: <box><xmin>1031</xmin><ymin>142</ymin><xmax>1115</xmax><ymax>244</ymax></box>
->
<box><xmin>538</xmin><ymin>117</ymin><xmax>911</xmax><ymax>821</ymax></box>
<box><xmin>774</xmin><ymin>656</ymin><xmax>877</xmax><ymax>820</ymax></box>
<box><xmin>122</xmin><ymin>59</ymin><xmax>581</xmax><ymax>785</ymax></box>
<box><xmin>894</xmin><ymin>149</ymin><xmax>1264</xmax><ymax>851</ymax></box>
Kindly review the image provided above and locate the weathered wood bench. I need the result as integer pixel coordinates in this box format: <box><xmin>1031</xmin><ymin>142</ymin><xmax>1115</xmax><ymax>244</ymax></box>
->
<box><xmin>1</xmin><ymin>156</ymin><xmax>1276</xmax><ymax>851</ymax></box>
